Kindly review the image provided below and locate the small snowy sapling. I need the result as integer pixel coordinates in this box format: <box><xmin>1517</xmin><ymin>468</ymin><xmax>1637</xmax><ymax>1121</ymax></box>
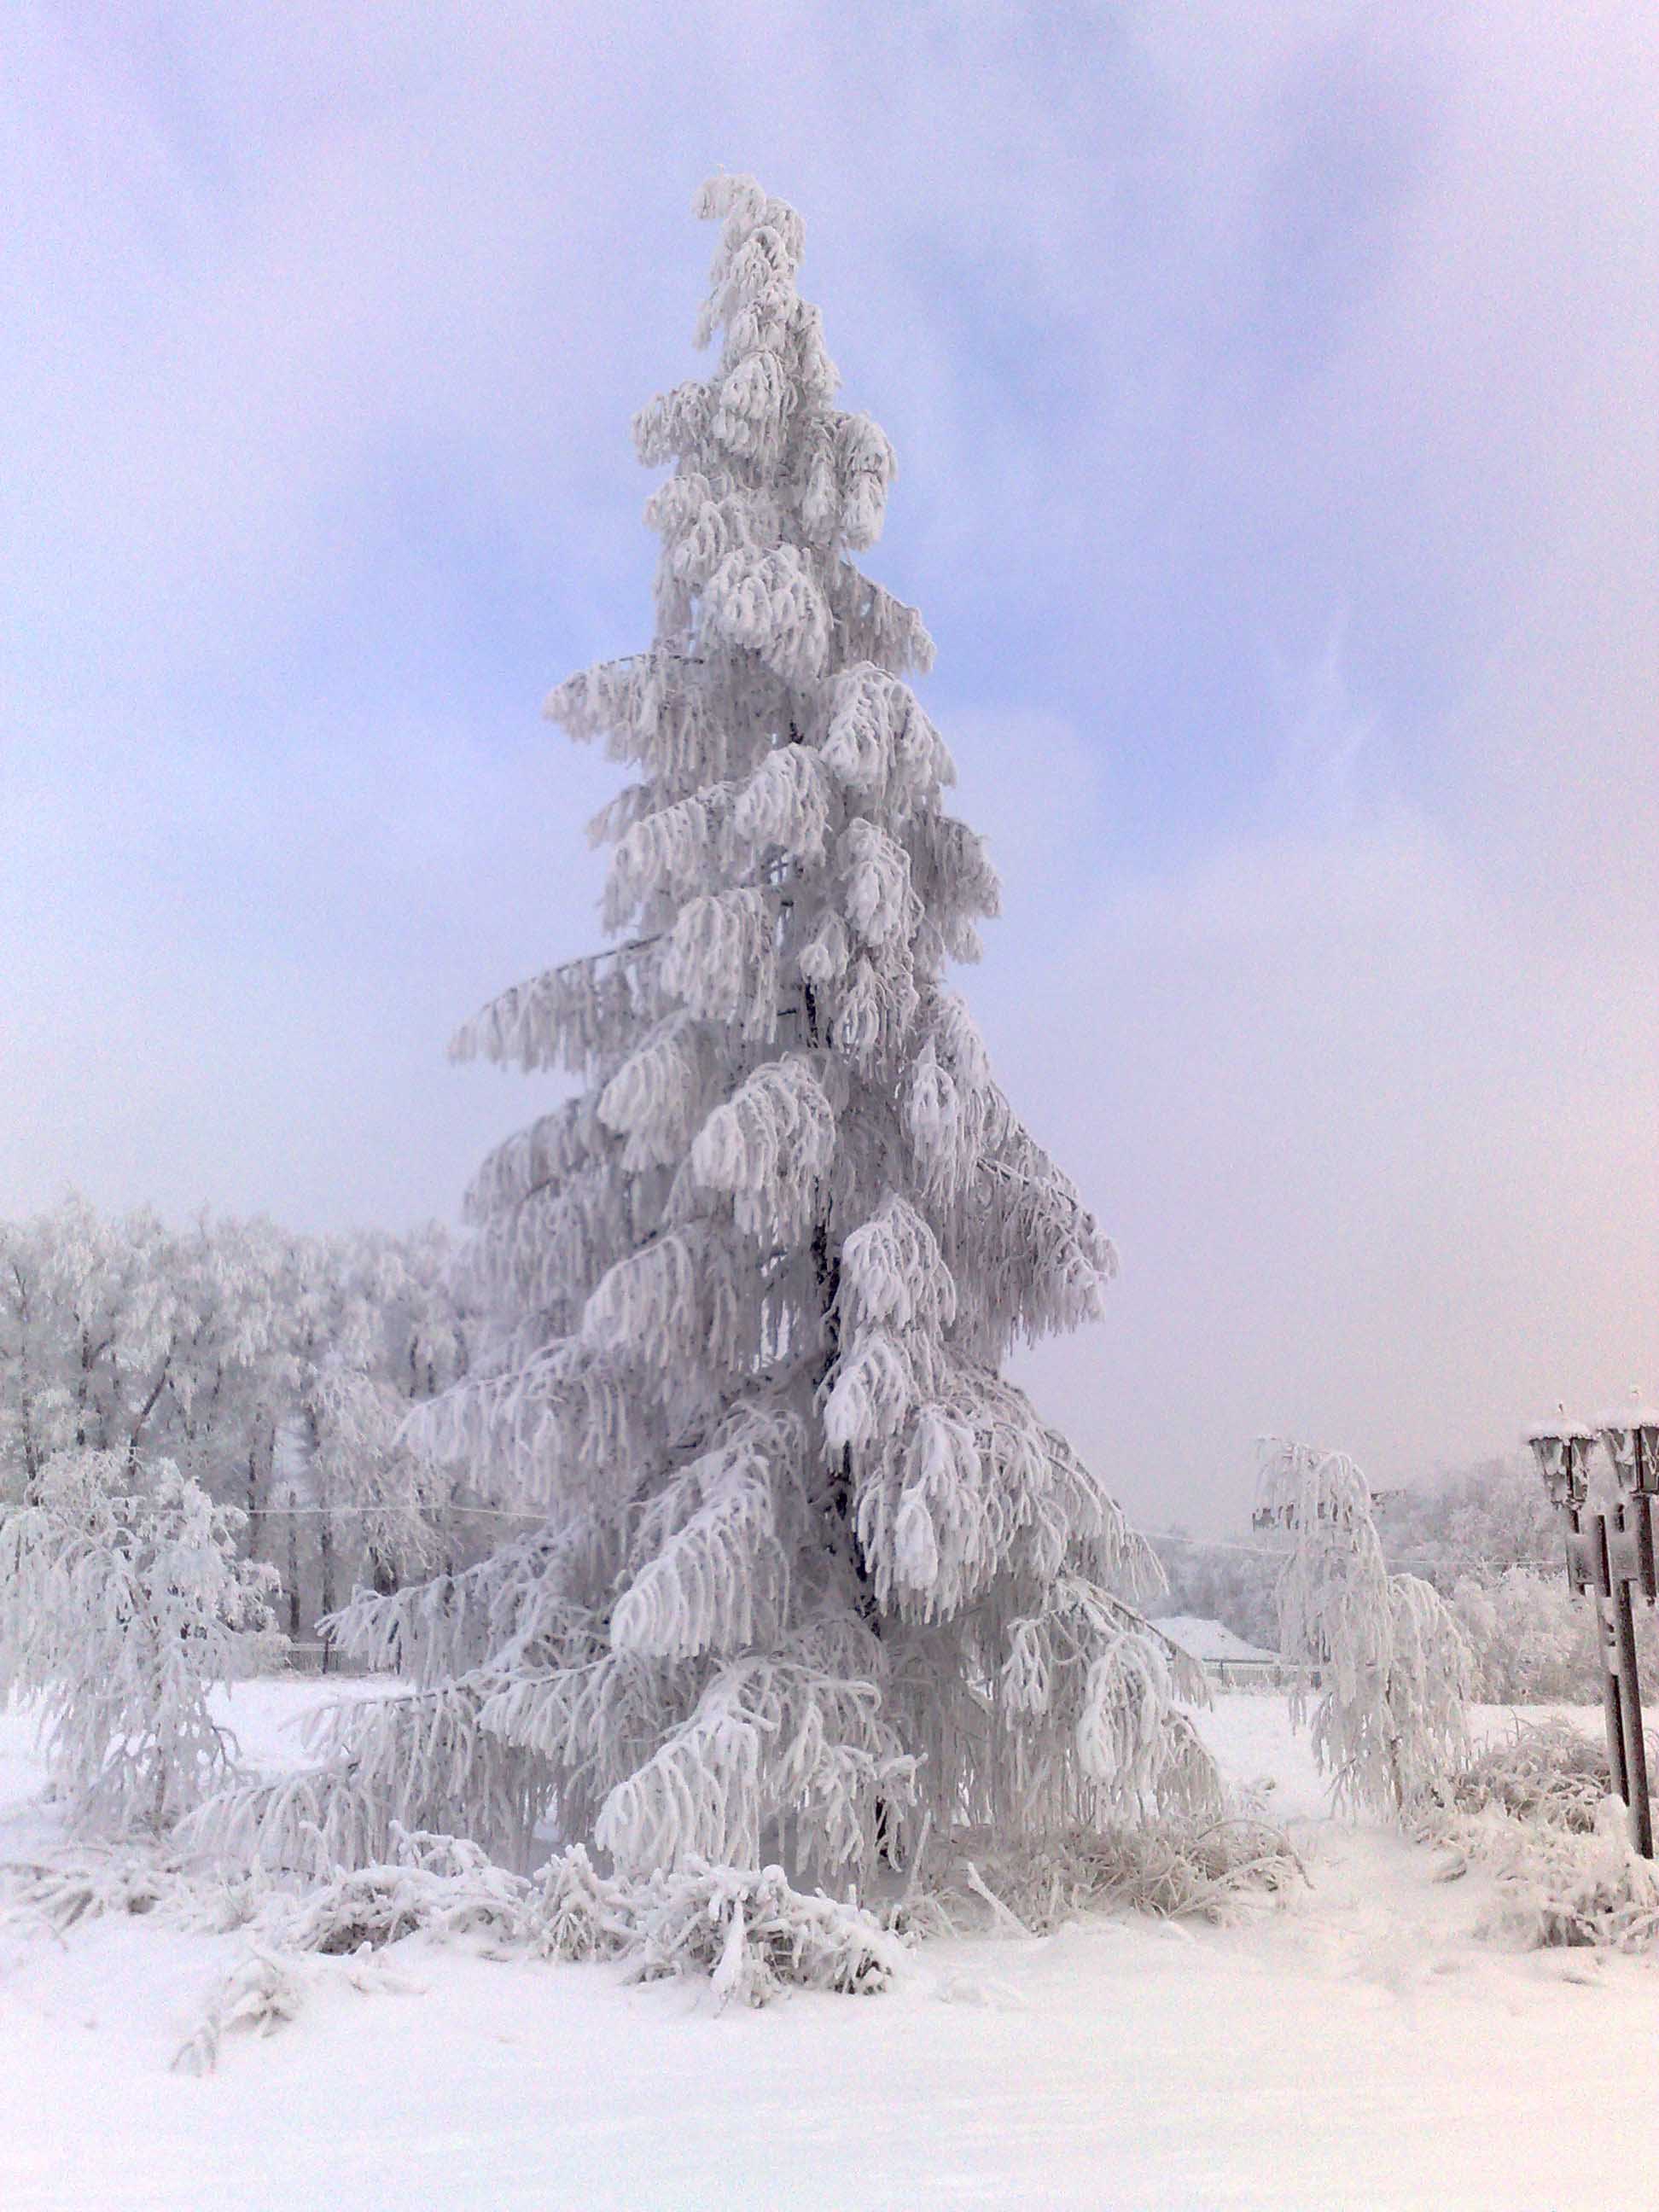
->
<box><xmin>0</xmin><ymin>1448</ymin><xmax>275</xmax><ymax>1832</ymax></box>
<box><xmin>1258</xmin><ymin>1440</ymin><xmax>1471</xmax><ymax>1817</ymax></box>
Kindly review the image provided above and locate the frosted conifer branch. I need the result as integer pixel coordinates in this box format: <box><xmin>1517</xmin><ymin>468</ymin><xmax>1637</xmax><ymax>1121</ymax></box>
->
<box><xmin>690</xmin><ymin>1056</ymin><xmax>835</xmax><ymax>1241</ymax></box>
<box><xmin>462</xmin><ymin>1097</ymin><xmax>611</xmax><ymax>1224</ymax></box>
<box><xmin>449</xmin><ymin>939</ymin><xmax>666</xmax><ymax>1075</ymax></box>
<box><xmin>609</xmin><ymin>1447</ymin><xmax>789</xmax><ymax>1660</ymax></box>
<box><xmin>659</xmin><ymin>888</ymin><xmax>779</xmax><ymax>1033</ymax></box>
<box><xmin>597</xmin><ymin>1017</ymin><xmax>707</xmax><ymax>1171</ymax></box>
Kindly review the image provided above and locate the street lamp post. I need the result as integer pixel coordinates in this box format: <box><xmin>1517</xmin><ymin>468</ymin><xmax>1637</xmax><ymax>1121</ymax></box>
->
<box><xmin>1528</xmin><ymin>1406</ymin><xmax>1659</xmax><ymax>1858</ymax></box>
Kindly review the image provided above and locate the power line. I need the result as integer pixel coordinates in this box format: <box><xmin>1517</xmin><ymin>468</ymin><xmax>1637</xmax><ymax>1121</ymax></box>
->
<box><xmin>246</xmin><ymin>1501</ymin><xmax>542</xmax><ymax>1522</ymax></box>
<box><xmin>1145</xmin><ymin>1527</ymin><xmax>1556</xmax><ymax>1575</ymax></box>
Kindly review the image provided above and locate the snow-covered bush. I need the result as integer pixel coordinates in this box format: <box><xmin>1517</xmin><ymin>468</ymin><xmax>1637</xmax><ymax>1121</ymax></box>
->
<box><xmin>0</xmin><ymin>1848</ymin><xmax>192</xmax><ymax>1936</ymax></box>
<box><xmin>1414</xmin><ymin>1721</ymin><xmax>1659</xmax><ymax>1956</ymax></box>
<box><xmin>233</xmin><ymin>172</ymin><xmax>1205</xmax><ymax>1906</ymax></box>
<box><xmin>1442</xmin><ymin>1718</ymin><xmax>1626</xmax><ymax>1834</ymax></box>
<box><xmin>1431</xmin><ymin>1801</ymin><xmax>1659</xmax><ymax>1954</ymax></box>
<box><xmin>0</xmin><ymin>1449</ymin><xmax>274</xmax><ymax>1832</ymax></box>
<box><xmin>257</xmin><ymin>1828</ymin><xmax>539</xmax><ymax>1955</ymax></box>
<box><xmin>172</xmin><ymin>1941</ymin><xmax>419</xmax><ymax>2077</ymax></box>
<box><xmin>561</xmin><ymin>1855</ymin><xmax>905</xmax><ymax>2005</ymax></box>
<box><xmin>247</xmin><ymin>1834</ymin><xmax>905</xmax><ymax>2004</ymax></box>
<box><xmin>1477</xmin><ymin>1825</ymin><xmax>1659</xmax><ymax>1953</ymax></box>
<box><xmin>1259</xmin><ymin>1441</ymin><xmax>1472</xmax><ymax>1819</ymax></box>
<box><xmin>172</xmin><ymin>1837</ymin><xmax>905</xmax><ymax>2070</ymax></box>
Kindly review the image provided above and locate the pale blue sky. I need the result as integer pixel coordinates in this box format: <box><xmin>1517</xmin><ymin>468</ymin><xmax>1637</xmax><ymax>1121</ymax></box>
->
<box><xmin>5</xmin><ymin>3</ymin><xmax>1656</xmax><ymax>1527</ymax></box>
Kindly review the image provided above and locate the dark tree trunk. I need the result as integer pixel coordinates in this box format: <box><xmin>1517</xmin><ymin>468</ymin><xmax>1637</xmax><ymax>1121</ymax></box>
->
<box><xmin>286</xmin><ymin>1505</ymin><xmax>302</xmax><ymax>1641</ymax></box>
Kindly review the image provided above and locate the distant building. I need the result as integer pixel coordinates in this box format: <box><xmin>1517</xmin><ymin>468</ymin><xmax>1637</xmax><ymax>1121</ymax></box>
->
<box><xmin>1151</xmin><ymin>1614</ymin><xmax>1291</xmax><ymax>1686</ymax></box>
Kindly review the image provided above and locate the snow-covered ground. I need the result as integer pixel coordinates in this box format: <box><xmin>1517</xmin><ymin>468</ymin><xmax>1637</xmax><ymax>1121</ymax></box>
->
<box><xmin>1</xmin><ymin>1683</ymin><xmax>1650</xmax><ymax>2211</ymax></box>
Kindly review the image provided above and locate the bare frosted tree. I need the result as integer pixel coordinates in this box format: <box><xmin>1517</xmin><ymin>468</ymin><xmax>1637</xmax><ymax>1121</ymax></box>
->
<box><xmin>0</xmin><ymin>1450</ymin><xmax>274</xmax><ymax>1833</ymax></box>
<box><xmin>1259</xmin><ymin>1441</ymin><xmax>1471</xmax><ymax>1817</ymax></box>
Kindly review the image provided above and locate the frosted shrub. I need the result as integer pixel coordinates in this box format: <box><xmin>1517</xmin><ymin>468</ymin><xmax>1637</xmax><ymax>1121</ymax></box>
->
<box><xmin>172</xmin><ymin>1942</ymin><xmax>420</xmax><ymax>2077</ymax></box>
<box><xmin>1422</xmin><ymin>1718</ymin><xmax>1659</xmax><ymax>1954</ymax></box>
<box><xmin>225</xmin><ymin>1827</ymin><xmax>902</xmax><ymax>2005</ymax></box>
<box><xmin>1434</xmin><ymin>1811</ymin><xmax>1659</xmax><ymax>1954</ymax></box>
<box><xmin>1444</xmin><ymin>1718</ymin><xmax>1626</xmax><ymax>1834</ymax></box>
<box><xmin>1487</xmin><ymin>1831</ymin><xmax>1659</xmax><ymax>1953</ymax></box>
<box><xmin>1259</xmin><ymin>1441</ymin><xmax>1472</xmax><ymax>1819</ymax></box>
<box><xmin>172</xmin><ymin>1949</ymin><xmax>318</xmax><ymax>2076</ymax></box>
<box><xmin>0</xmin><ymin>1449</ymin><xmax>275</xmax><ymax>1833</ymax></box>
<box><xmin>259</xmin><ymin>1829</ymin><xmax>540</xmax><ymax>1956</ymax></box>
<box><xmin>247</xmin><ymin>172</ymin><xmax>1206</xmax><ymax>1911</ymax></box>
<box><xmin>561</xmin><ymin>1856</ymin><xmax>906</xmax><ymax>2005</ymax></box>
<box><xmin>0</xmin><ymin>1849</ymin><xmax>189</xmax><ymax>1936</ymax></box>
<box><xmin>163</xmin><ymin>1833</ymin><xmax>905</xmax><ymax>2069</ymax></box>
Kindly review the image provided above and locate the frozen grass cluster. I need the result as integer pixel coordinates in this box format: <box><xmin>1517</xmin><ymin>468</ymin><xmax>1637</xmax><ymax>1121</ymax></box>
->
<box><xmin>897</xmin><ymin>1816</ymin><xmax>1306</xmax><ymax>1940</ymax></box>
<box><xmin>1442</xmin><ymin>1718</ymin><xmax>1633</xmax><ymax>1834</ymax></box>
<box><xmin>1423</xmin><ymin>1720</ymin><xmax>1659</xmax><ymax>1953</ymax></box>
<box><xmin>1443</xmin><ymin>1816</ymin><xmax>1659</xmax><ymax>1953</ymax></box>
<box><xmin>1</xmin><ymin>1823</ymin><xmax>905</xmax><ymax>2072</ymax></box>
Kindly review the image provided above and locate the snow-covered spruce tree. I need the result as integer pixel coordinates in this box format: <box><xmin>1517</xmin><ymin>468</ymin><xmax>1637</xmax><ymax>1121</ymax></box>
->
<box><xmin>238</xmin><ymin>175</ymin><xmax>1214</xmax><ymax>1891</ymax></box>
<box><xmin>1258</xmin><ymin>1441</ymin><xmax>1471</xmax><ymax>1819</ymax></box>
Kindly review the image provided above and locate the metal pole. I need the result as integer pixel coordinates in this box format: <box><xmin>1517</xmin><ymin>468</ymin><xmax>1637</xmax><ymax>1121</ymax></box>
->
<box><xmin>1610</xmin><ymin>1517</ymin><xmax>1654</xmax><ymax>1858</ymax></box>
<box><xmin>1615</xmin><ymin>1605</ymin><xmax>1652</xmax><ymax>1857</ymax></box>
<box><xmin>1534</xmin><ymin>1429</ymin><xmax>1656</xmax><ymax>1854</ymax></box>
<box><xmin>1592</xmin><ymin>1515</ymin><xmax>1632</xmax><ymax>1811</ymax></box>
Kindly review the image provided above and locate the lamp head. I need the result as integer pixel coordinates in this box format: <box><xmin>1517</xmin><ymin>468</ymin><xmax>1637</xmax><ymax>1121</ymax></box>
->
<box><xmin>1526</xmin><ymin>1416</ymin><xmax>1595</xmax><ymax>1509</ymax></box>
<box><xmin>1598</xmin><ymin>1394</ymin><xmax>1659</xmax><ymax>1496</ymax></box>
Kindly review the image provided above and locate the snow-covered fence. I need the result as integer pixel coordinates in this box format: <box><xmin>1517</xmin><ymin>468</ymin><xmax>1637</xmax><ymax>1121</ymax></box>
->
<box><xmin>282</xmin><ymin>1640</ymin><xmax>375</xmax><ymax>1679</ymax></box>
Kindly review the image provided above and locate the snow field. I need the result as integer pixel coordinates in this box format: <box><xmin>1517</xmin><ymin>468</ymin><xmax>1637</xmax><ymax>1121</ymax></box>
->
<box><xmin>2</xmin><ymin>1681</ymin><xmax>1653</xmax><ymax>2212</ymax></box>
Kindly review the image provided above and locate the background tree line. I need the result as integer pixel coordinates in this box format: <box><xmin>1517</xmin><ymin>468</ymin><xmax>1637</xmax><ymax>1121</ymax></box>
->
<box><xmin>0</xmin><ymin>1197</ymin><xmax>502</xmax><ymax>1649</ymax></box>
<box><xmin>4</xmin><ymin>1194</ymin><xmax>1628</xmax><ymax>1702</ymax></box>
